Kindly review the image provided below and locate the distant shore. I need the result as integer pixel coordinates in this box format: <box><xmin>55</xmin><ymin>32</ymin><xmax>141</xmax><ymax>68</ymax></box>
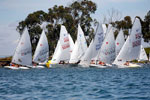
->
<box><xmin>0</xmin><ymin>56</ymin><xmax>12</xmax><ymax>66</ymax></box>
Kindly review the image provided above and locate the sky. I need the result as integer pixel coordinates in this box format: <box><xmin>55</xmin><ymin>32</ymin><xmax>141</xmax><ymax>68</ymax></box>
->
<box><xmin>0</xmin><ymin>0</ymin><xmax>150</xmax><ymax>57</ymax></box>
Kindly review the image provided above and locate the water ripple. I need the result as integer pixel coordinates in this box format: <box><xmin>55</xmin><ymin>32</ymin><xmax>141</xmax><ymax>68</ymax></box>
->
<box><xmin>0</xmin><ymin>66</ymin><xmax>150</xmax><ymax>100</ymax></box>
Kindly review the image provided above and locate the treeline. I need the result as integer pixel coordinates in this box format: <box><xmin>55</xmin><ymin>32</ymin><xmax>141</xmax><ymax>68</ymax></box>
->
<box><xmin>17</xmin><ymin>0</ymin><xmax>97</xmax><ymax>56</ymax></box>
<box><xmin>111</xmin><ymin>13</ymin><xmax>150</xmax><ymax>40</ymax></box>
<box><xmin>17</xmin><ymin>0</ymin><xmax>150</xmax><ymax>56</ymax></box>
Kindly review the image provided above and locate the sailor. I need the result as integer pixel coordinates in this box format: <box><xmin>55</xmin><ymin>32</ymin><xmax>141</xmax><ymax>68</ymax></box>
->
<box><xmin>124</xmin><ymin>61</ymin><xmax>129</xmax><ymax>66</ymax></box>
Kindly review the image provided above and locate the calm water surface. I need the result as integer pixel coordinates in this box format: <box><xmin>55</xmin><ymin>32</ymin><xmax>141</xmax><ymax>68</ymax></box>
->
<box><xmin>0</xmin><ymin>65</ymin><xmax>150</xmax><ymax>100</ymax></box>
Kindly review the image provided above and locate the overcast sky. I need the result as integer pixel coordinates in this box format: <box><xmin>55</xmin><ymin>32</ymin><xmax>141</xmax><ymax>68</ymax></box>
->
<box><xmin>0</xmin><ymin>0</ymin><xmax>150</xmax><ymax>57</ymax></box>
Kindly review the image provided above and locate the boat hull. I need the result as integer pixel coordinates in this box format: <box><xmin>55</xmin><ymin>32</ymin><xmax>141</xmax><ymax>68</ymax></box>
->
<box><xmin>28</xmin><ymin>65</ymin><xmax>45</xmax><ymax>68</ymax></box>
<box><xmin>90</xmin><ymin>64</ymin><xmax>107</xmax><ymax>68</ymax></box>
<box><xmin>4</xmin><ymin>66</ymin><xmax>19</xmax><ymax>70</ymax></box>
<box><xmin>50</xmin><ymin>64</ymin><xmax>69</xmax><ymax>68</ymax></box>
<box><xmin>4</xmin><ymin>66</ymin><xmax>29</xmax><ymax>70</ymax></box>
<box><xmin>117</xmin><ymin>63</ymin><xmax>141</xmax><ymax>68</ymax></box>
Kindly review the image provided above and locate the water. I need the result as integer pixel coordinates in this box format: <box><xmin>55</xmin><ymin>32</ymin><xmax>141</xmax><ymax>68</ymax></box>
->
<box><xmin>0</xmin><ymin>65</ymin><xmax>150</xmax><ymax>100</ymax></box>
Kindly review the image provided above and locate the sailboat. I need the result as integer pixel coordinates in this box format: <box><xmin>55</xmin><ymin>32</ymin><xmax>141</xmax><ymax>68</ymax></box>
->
<box><xmin>32</xmin><ymin>30</ymin><xmax>49</xmax><ymax>68</ymax></box>
<box><xmin>4</xmin><ymin>27</ymin><xmax>32</xmax><ymax>69</ymax></box>
<box><xmin>115</xmin><ymin>29</ymin><xmax>125</xmax><ymax>56</ymax></box>
<box><xmin>48</xmin><ymin>25</ymin><xmax>73</xmax><ymax>67</ymax></box>
<box><xmin>69</xmin><ymin>24</ymin><xmax>87</xmax><ymax>64</ymax></box>
<box><xmin>50</xmin><ymin>40</ymin><xmax>61</xmax><ymax>64</ymax></box>
<box><xmin>138</xmin><ymin>45</ymin><xmax>148</xmax><ymax>61</ymax></box>
<box><xmin>113</xmin><ymin>18</ymin><xmax>142</xmax><ymax>68</ymax></box>
<box><xmin>79</xmin><ymin>23</ymin><xmax>104</xmax><ymax>67</ymax></box>
<box><xmin>93</xmin><ymin>26</ymin><xmax>116</xmax><ymax>68</ymax></box>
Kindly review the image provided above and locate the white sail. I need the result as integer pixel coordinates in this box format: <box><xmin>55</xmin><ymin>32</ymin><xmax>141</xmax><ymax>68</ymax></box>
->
<box><xmin>59</xmin><ymin>25</ymin><xmax>70</xmax><ymax>62</ymax></box>
<box><xmin>51</xmin><ymin>40</ymin><xmax>62</xmax><ymax>64</ymax></box>
<box><xmin>69</xmin><ymin>40</ymin><xmax>79</xmax><ymax>63</ymax></box>
<box><xmin>105</xmin><ymin>24</ymin><xmax>112</xmax><ymax>37</ymax></box>
<box><xmin>77</xmin><ymin>25</ymin><xmax>88</xmax><ymax>59</ymax></box>
<box><xmin>33</xmin><ymin>30</ymin><xmax>49</xmax><ymax>63</ymax></box>
<box><xmin>113</xmin><ymin>18</ymin><xmax>142</xmax><ymax>66</ymax></box>
<box><xmin>138</xmin><ymin>45</ymin><xmax>148</xmax><ymax>61</ymax></box>
<box><xmin>51</xmin><ymin>25</ymin><xmax>73</xmax><ymax>64</ymax></box>
<box><xmin>80</xmin><ymin>40</ymin><xmax>94</xmax><ymax>66</ymax></box>
<box><xmin>115</xmin><ymin>29</ymin><xmax>125</xmax><ymax>56</ymax></box>
<box><xmin>97</xmin><ymin>27</ymin><xmax>116</xmax><ymax>64</ymax></box>
<box><xmin>12</xmin><ymin>27</ymin><xmax>32</xmax><ymax>66</ymax></box>
<box><xmin>68</xmin><ymin>34</ymin><xmax>75</xmax><ymax>53</ymax></box>
<box><xmin>69</xmin><ymin>24</ymin><xmax>87</xmax><ymax>63</ymax></box>
<box><xmin>80</xmin><ymin>23</ymin><xmax>104</xmax><ymax>66</ymax></box>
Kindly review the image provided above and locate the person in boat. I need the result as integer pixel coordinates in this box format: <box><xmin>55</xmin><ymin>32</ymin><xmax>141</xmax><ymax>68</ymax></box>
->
<box><xmin>32</xmin><ymin>61</ymin><xmax>38</xmax><ymax>66</ymax></box>
<box><xmin>124</xmin><ymin>61</ymin><xmax>129</xmax><ymax>66</ymax></box>
<box><xmin>10</xmin><ymin>62</ymin><xmax>19</xmax><ymax>67</ymax></box>
<box><xmin>98</xmin><ymin>61</ymin><xmax>106</xmax><ymax>66</ymax></box>
<box><xmin>90</xmin><ymin>60</ymin><xmax>95</xmax><ymax>64</ymax></box>
<box><xmin>59</xmin><ymin>60</ymin><xmax>65</xmax><ymax>64</ymax></box>
<box><xmin>96</xmin><ymin>60</ymin><xmax>99</xmax><ymax>65</ymax></box>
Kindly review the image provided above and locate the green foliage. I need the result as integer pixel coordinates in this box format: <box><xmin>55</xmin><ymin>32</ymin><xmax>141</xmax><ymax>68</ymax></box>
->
<box><xmin>144</xmin><ymin>47</ymin><xmax>150</xmax><ymax>55</ymax></box>
<box><xmin>142</xmin><ymin>11</ymin><xmax>150</xmax><ymax>42</ymax></box>
<box><xmin>113</xmin><ymin>16</ymin><xmax>132</xmax><ymax>30</ymax></box>
<box><xmin>112</xmin><ymin>16</ymin><xmax>132</xmax><ymax>38</ymax></box>
<box><xmin>17</xmin><ymin>0</ymin><xmax>97</xmax><ymax>56</ymax></box>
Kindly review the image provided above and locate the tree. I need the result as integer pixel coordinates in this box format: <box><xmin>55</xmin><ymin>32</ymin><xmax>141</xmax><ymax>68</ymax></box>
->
<box><xmin>17</xmin><ymin>0</ymin><xmax>97</xmax><ymax>56</ymax></box>
<box><xmin>111</xmin><ymin>16</ymin><xmax>132</xmax><ymax>38</ymax></box>
<box><xmin>102</xmin><ymin>8</ymin><xmax>122</xmax><ymax>24</ymax></box>
<box><xmin>142</xmin><ymin>11</ymin><xmax>150</xmax><ymax>42</ymax></box>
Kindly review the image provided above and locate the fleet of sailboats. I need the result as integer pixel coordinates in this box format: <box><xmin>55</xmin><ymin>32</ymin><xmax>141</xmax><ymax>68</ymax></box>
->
<box><xmin>4</xmin><ymin>17</ymin><xmax>150</xmax><ymax>69</ymax></box>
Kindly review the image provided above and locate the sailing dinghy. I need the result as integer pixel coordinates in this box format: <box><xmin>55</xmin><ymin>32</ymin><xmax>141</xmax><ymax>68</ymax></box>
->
<box><xmin>113</xmin><ymin>18</ymin><xmax>142</xmax><ymax>68</ymax></box>
<box><xmin>4</xmin><ymin>27</ymin><xmax>32</xmax><ymax>69</ymax></box>
<box><xmin>91</xmin><ymin>25</ymin><xmax>116</xmax><ymax>68</ymax></box>
<box><xmin>69</xmin><ymin>24</ymin><xmax>87</xmax><ymax>64</ymax></box>
<box><xmin>80</xmin><ymin>23</ymin><xmax>104</xmax><ymax>67</ymax></box>
<box><xmin>32</xmin><ymin>30</ymin><xmax>49</xmax><ymax>68</ymax></box>
<box><xmin>49</xmin><ymin>25</ymin><xmax>74</xmax><ymax>67</ymax></box>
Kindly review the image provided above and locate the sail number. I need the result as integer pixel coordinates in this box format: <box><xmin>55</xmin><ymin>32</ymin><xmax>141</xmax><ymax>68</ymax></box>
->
<box><xmin>62</xmin><ymin>43</ymin><xmax>70</xmax><ymax>50</ymax></box>
<box><xmin>132</xmin><ymin>40</ymin><xmax>141</xmax><ymax>47</ymax></box>
<box><xmin>96</xmin><ymin>32</ymin><xmax>103</xmax><ymax>50</ymax></box>
<box><xmin>132</xmin><ymin>33</ymin><xmax>141</xmax><ymax>47</ymax></box>
<box><xmin>64</xmin><ymin>37</ymin><xmax>69</xmax><ymax>42</ymax></box>
<box><xmin>20</xmin><ymin>48</ymin><xmax>31</xmax><ymax>56</ymax></box>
